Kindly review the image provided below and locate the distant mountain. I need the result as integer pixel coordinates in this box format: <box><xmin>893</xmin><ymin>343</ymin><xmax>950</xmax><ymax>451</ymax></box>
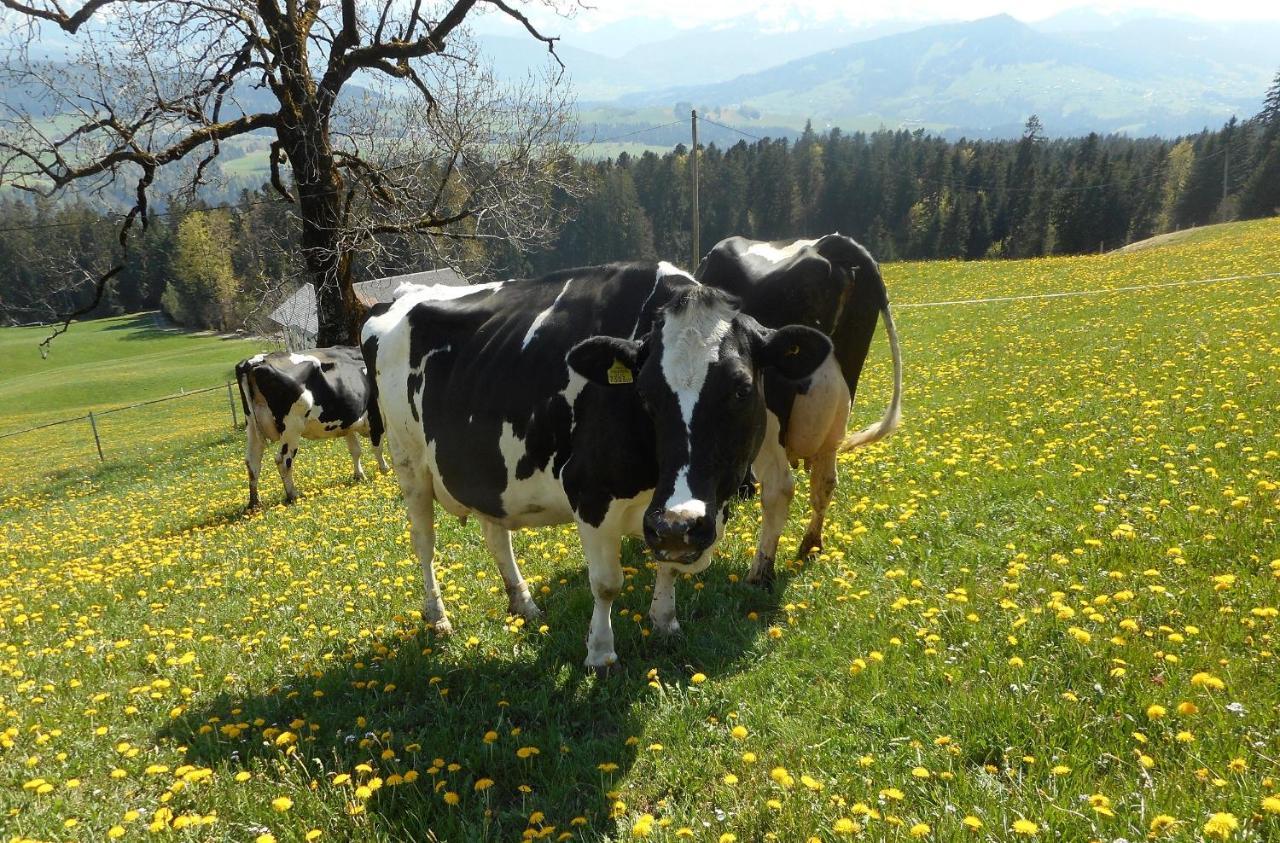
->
<box><xmin>604</xmin><ymin>15</ymin><xmax>1278</xmax><ymax>138</ymax></box>
<box><xmin>481</xmin><ymin>20</ymin><xmax>921</xmax><ymax>101</ymax></box>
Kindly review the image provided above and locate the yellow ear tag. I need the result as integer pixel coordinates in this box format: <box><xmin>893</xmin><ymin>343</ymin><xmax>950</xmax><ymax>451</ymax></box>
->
<box><xmin>606</xmin><ymin>359</ymin><xmax>634</xmax><ymax>385</ymax></box>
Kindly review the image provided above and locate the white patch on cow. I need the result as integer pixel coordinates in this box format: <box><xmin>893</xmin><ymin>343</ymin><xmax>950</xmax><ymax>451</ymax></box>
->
<box><xmin>656</xmin><ymin>294</ymin><xmax>734</xmax><ymax>513</ymax></box>
<box><xmin>521</xmin><ymin>277</ymin><xmax>574</xmax><ymax>350</ymax></box>
<box><xmin>746</xmin><ymin>238</ymin><xmax>817</xmax><ymax>263</ymax></box>
<box><xmin>247</xmin><ymin>353</ymin><xmax>266</xmax><ymax>366</ymax></box>
<box><xmin>287</xmin><ymin>353</ymin><xmax>321</xmax><ymax>366</ymax></box>
<box><xmin>392</xmin><ymin>279</ymin><xmax>504</xmax><ymax>302</ymax></box>
<box><xmin>656</xmin><ymin>260</ymin><xmax>695</xmax><ymax>282</ymax></box>
<box><xmin>660</xmin><ymin>295</ymin><xmax>733</xmax><ymax>426</ymax></box>
<box><xmin>496</xmin><ymin>421</ymin><xmax>574</xmax><ymax>527</ymax></box>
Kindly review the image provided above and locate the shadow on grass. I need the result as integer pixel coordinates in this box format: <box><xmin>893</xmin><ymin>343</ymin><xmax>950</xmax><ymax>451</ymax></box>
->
<box><xmin>160</xmin><ymin>554</ymin><xmax>788</xmax><ymax>839</ymax></box>
<box><xmin>100</xmin><ymin>311</ymin><xmax>184</xmax><ymax>340</ymax></box>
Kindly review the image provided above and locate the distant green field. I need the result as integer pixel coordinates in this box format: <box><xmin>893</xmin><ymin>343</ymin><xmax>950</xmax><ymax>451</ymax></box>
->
<box><xmin>1</xmin><ymin>219</ymin><xmax>1279</xmax><ymax>842</ymax></box>
<box><xmin>0</xmin><ymin>314</ymin><xmax>264</xmax><ymax>489</ymax></box>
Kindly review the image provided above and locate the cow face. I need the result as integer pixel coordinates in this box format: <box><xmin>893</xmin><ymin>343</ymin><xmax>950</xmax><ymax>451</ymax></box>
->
<box><xmin>569</xmin><ymin>287</ymin><xmax>831</xmax><ymax>565</ymax></box>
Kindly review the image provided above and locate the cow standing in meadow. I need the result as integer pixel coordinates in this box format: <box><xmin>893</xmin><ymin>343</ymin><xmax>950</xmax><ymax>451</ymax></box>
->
<box><xmin>235</xmin><ymin>348</ymin><xmax>388</xmax><ymax>508</ymax></box>
<box><xmin>361</xmin><ymin>264</ymin><xmax>831</xmax><ymax>671</ymax></box>
<box><xmin>698</xmin><ymin>233</ymin><xmax>903</xmax><ymax>587</ymax></box>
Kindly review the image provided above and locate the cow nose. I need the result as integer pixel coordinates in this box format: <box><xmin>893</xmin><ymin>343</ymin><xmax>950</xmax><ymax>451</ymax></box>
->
<box><xmin>643</xmin><ymin>504</ymin><xmax>710</xmax><ymax>563</ymax></box>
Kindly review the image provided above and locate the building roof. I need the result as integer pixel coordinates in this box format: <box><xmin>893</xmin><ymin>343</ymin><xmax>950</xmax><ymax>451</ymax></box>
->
<box><xmin>353</xmin><ymin>267</ymin><xmax>467</xmax><ymax>307</ymax></box>
<box><xmin>267</xmin><ymin>284</ymin><xmax>318</xmax><ymax>335</ymax></box>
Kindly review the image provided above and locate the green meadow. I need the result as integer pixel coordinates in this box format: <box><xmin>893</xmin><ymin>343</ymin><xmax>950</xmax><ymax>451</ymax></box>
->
<box><xmin>1</xmin><ymin>219</ymin><xmax>1278</xmax><ymax>842</ymax></box>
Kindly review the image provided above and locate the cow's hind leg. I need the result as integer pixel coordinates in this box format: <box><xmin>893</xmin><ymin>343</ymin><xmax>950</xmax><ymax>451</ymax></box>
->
<box><xmin>577</xmin><ymin>521</ymin><xmax>624</xmax><ymax>675</ymax></box>
<box><xmin>245</xmin><ymin>418</ymin><xmax>266</xmax><ymax>509</ymax></box>
<box><xmin>749</xmin><ymin>416</ymin><xmax>794</xmax><ymax>590</ymax></box>
<box><xmin>373</xmin><ymin>440</ymin><xmax>390</xmax><ymax>474</ymax></box>
<box><xmin>345</xmin><ymin>432</ymin><xmax>366</xmax><ymax>482</ymax></box>
<box><xmin>798</xmin><ymin>449</ymin><xmax>838</xmax><ymax>557</ymax></box>
<box><xmin>398</xmin><ymin>464</ymin><xmax>450</xmax><ymax>634</ymax></box>
<box><xmin>481</xmin><ymin>520</ymin><xmax>542</xmax><ymax>621</ymax></box>
<box><xmin>274</xmin><ymin>429</ymin><xmax>303</xmax><ymax>504</ymax></box>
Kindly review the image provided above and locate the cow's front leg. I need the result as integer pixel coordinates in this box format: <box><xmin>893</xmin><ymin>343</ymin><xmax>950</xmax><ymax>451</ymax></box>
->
<box><xmin>345</xmin><ymin>432</ymin><xmax>366</xmax><ymax>481</ymax></box>
<box><xmin>481</xmin><ymin>520</ymin><xmax>542</xmax><ymax>621</ymax></box>
<box><xmin>749</xmin><ymin>419</ymin><xmax>794</xmax><ymax>590</ymax></box>
<box><xmin>577</xmin><ymin>522</ymin><xmax>624</xmax><ymax>674</ymax></box>
<box><xmin>373</xmin><ymin>440</ymin><xmax>390</xmax><ymax>474</ymax></box>
<box><xmin>274</xmin><ymin>430</ymin><xmax>303</xmax><ymax>504</ymax></box>
<box><xmin>648</xmin><ymin>564</ymin><xmax>681</xmax><ymax>635</ymax></box>
<box><xmin>244</xmin><ymin>418</ymin><xmax>265</xmax><ymax>509</ymax></box>
<box><xmin>398</xmin><ymin>463</ymin><xmax>450</xmax><ymax>634</ymax></box>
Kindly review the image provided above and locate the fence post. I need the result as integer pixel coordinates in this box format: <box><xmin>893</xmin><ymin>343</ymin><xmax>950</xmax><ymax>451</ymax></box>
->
<box><xmin>227</xmin><ymin>382</ymin><xmax>238</xmax><ymax>430</ymax></box>
<box><xmin>87</xmin><ymin>411</ymin><xmax>104</xmax><ymax>462</ymax></box>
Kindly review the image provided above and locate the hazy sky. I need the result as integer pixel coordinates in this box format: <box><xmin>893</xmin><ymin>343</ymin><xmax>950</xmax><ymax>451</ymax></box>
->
<box><xmin>484</xmin><ymin>0</ymin><xmax>1280</xmax><ymax>33</ymax></box>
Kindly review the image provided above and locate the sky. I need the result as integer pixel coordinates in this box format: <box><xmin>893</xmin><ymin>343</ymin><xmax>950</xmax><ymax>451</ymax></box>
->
<box><xmin>479</xmin><ymin>0</ymin><xmax>1280</xmax><ymax>35</ymax></box>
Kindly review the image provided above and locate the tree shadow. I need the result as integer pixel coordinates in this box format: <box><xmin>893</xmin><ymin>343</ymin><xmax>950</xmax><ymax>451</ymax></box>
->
<box><xmin>159</xmin><ymin>553</ymin><xmax>790</xmax><ymax>839</ymax></box>
<box><xmin>100</xmin><ymin>311</ymin><xmax>184</xmax><ymax>340</ymax></box>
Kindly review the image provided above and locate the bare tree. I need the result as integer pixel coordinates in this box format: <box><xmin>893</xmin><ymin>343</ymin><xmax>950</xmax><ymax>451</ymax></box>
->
<box><xmin>0</xmin><ymin>0</ymin><xmax>580</xmax><ymax>345</ymax></box>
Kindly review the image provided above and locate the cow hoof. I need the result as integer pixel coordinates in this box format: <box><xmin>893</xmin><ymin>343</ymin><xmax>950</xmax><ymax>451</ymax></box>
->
<box><xmin>746</xmin><ymin>557</ymin><xmax>776</xmax><ymax>592</ymax></box>
<box><xmin>246</xmin><ymin>498</ymin><xmax>260</xmax><ymax>511</ymax></box>
<box><xmin>508</xmin><ymin>598</ymin><xmax>543</xmax><ymax>622</ymax></box>
<box><xmin>427</xmin><ymin>619</ymin><xmax>453</xmax><ymax>636</ymax></box>
<box><xmin>649</xmin><ymin>615</ymin><xmax>682</xmax><ymax>637</ymax></box>
<box><xmin>588</xmin><ymin>660</ymin><xmax>621</xmax><ymax>680</ymax></box>
<box><xmin>798</xmin><ymin>534</ymin><xmax>823</xmax><ymax>557</ymax></box>
<box><xmin>353</xmin><ymin>472</ymin><xmax>366</xmax><ymax>483</ymax></box>
<box><xmin>284</xmin><ymin>494</ymin><xmax>298</xmax><ymax>506</ymax></box>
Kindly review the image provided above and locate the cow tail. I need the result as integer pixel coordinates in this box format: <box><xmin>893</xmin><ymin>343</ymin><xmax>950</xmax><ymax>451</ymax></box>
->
<box><xmin>234</xmin><ymin>361</ymin><xmax>254</xmax><ymax>421</ymax></box>
<box><xmin>360</xmin><ymin>335</ymin><xmax>384</xmax><ymax>449</ymax></box>
<box><xmin>840</xmin><ymin>300</ymin><xmax>902</xmax><ymax>451</ymax></box>
<box><xmin>829</xmin><ymin>235</ymin><xmax>902</xmax><ymax>452</ymax></box>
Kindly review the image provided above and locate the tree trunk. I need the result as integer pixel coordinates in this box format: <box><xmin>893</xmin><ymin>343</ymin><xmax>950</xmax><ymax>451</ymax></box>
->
<box><xmin>282</xmin><ymin>111</ymin><xmax>362</xmax><ymax>346</ymax></box>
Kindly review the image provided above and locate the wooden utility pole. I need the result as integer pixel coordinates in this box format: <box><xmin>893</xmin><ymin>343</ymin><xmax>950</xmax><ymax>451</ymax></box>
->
<box><xmin>1223</xmin><ymin>142</ymin><xmax>1230</xmax><ymax>202</ymax></box>
<box><xmin>691</xmin><ymin>109</ymin><xmax>700</xmax><ymax>270</ymax></box>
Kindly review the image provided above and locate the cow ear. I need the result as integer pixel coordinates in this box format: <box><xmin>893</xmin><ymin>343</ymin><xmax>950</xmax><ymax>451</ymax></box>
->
<box><xmin>755</xmin><ymin>324</ymin><xmax>831</xmax><ymax>382</ymax></box>
<box><xmin>567</xmin><ymin>335</ymin><xmax>644</xmax><ymax>386</ymax></box>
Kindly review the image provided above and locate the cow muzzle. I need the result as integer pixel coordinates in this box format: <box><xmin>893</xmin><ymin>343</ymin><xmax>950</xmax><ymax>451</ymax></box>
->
<box><xmin>643</xmin><ymin>502</ymin><xmax>715</xmax><ymax>565</ymax></box>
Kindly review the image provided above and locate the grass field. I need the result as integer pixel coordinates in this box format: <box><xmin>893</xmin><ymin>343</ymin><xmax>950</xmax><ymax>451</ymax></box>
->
<box><xmin>0</xmin><ymin>315</ymin><xmax>263</xmax><ymax>491</ymax></box>
<box><xmin>2</xmin><ymin>218</ymin><xmax>1279</xmax><ymax>842</ymax></box>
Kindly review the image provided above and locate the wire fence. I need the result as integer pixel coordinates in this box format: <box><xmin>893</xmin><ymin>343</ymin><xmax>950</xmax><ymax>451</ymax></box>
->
<box><xmin>0</xmin><ymin>383</ymin><xmax>244</xmax><ymax>495</ymax></box>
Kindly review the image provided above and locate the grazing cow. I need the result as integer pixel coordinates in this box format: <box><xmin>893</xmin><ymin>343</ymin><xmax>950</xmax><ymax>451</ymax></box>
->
<box><xmin>697</xmin><ymin>233</ymin><xmax>903</xmax><ymax>587</ymax></box>
<box><xmin>235</xmin><ymin>347</ymin><xmax>388</xmax><ymax>508</ymax></box>
<box><xmin>361</xmin><ymin>264</ymin><xmax>831</xmax><ymax>671</ymax></box>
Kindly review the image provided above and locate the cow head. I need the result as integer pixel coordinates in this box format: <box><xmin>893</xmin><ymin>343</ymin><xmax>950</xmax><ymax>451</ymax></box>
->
<box><xmin>568</xmin><ymin>286</ymin><xmax>831</xmax><ymax>566</ymax></box>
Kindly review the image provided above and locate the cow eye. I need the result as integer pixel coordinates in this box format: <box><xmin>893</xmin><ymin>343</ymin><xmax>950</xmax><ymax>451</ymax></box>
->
<box><xmin>733</xmin><ymin>381</ymin><xmax>754</xmax><ymax>400</ymax></box>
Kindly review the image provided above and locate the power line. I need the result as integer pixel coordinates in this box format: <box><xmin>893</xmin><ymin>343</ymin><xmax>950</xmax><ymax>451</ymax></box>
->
<box><xmin>589</xmin><ymin>119</ymin><xmax>685</xmax><ymax>146</ymax></box>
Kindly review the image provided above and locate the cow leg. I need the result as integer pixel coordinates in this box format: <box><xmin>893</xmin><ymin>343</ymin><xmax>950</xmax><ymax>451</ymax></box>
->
<box><xmin>244</xmin><ymin>418</ymin><xmax>265</xmax><ymax>509</ymax></box>
<box><xmin>345</xmin><ymin>432</ymin><xmax>366</xmax><ymax>482</ymax></box>
<box><xmin>398</xmin><ymin>464</ymin><xmax>451</xmax><ymax>634</ymax></box>
<box><xmin>274</xmin><ymin>430</ymin><xmax>303</xmax><ymax>504</ymax></box>
<box><xmin>480</xmin><ymin>520</ymin><xmax>542</xmax><ymax>621</ymax></box>
<box><xmin>798</xmin><ymin>448</ymin><xmax>838</xmax><ymax>557</ymax></box>
<box><xmin>648</xmin><ymin>564</ymin><xmax>681</xmax><ymax>635</ymax></box>
<box><xmin>748</xmin><ymin>417</ymin><xmax>794</xmax><ymax>590</ymax></box>
<box><xmin>373</xmin><ymin>440</ymin><xmax>390</xmax><ymax>474</ymax></box>
<box><xmin>577</xmin><ymin>522</ymin><xmax>624</xmax><ymax>674</ymax></box>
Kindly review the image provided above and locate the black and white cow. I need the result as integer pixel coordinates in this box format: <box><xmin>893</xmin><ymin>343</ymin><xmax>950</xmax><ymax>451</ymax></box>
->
<box><xmin>361</xmin><ymin>264</ymin><xmax>831</xmax><ymax>671</ymax></box>
<box><xmin>697</xmin><ymin>233</ymin><xmax>903</xmax><ymax>587</ymax></box>
<box><xmin>235</xmin><ymin>347</ymin><xmax>388</xmax><ymax>508</ymax></box>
